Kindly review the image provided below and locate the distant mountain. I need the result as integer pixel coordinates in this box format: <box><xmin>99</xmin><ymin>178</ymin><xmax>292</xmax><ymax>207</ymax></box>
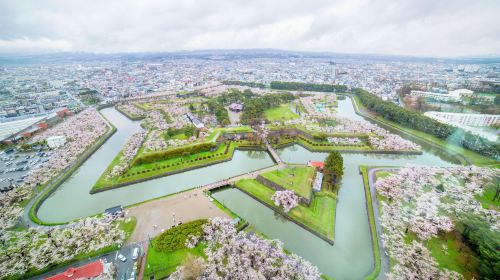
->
<box><xmin>1</xmin><ymin>49</ymin><xmax>499</xmax><ymax>65</ymax></box>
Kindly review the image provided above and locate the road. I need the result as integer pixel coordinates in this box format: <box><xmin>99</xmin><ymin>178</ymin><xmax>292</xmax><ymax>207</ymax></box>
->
<box><xmin>367</xmin><ymin>167</ymin><xmax>399</xmax><ymax>280</ymax></box>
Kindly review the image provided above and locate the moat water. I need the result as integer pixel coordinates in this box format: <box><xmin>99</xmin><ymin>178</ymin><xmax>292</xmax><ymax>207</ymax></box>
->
<box><xmin>37</xmin><ymin>98</ymin><xmax>459</xmax><ymax>279</ymax></box>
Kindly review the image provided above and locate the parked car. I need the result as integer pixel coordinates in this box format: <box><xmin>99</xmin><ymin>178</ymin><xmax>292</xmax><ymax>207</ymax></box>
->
<box><xmin>117</xmin><ymin>254</ymin><xmax>127</xmax><ymax>262</ymax></box>
<box><xmin>132</xmin><ymin>247</ymin><xmax>140</xmax><ymax>260</ymax></box>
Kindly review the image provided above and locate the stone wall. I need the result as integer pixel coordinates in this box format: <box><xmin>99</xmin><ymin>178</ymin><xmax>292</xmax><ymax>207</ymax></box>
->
<box><xmin>256</xmin><ymin>175</ymin><xmax>311</xmax><ymax>206</ymax></box>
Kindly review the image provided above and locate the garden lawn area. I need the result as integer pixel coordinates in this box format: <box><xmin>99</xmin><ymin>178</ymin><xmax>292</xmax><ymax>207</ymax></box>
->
<box><xmin>144</xmin><ymin>219</ymin><xmax>207</xmax><ymax>279</ymax></box>
<box><xmin>289</xmin><ymin>193</ymin><xmax>336</xmax><ymax>239</ymax></box>
<box><xmin>475</xmin><ymin>183</ymin><xmax>500</xmax><ymax>211</ymax></box>
<box><xmin>265</xmin><ymin>104</ymin><xmax>299</xmax><ymax>121</ymax></box>
<box><xmin>144</xmin><ymin>243</ymin><xmax>205</xmax><ymax>279</ymax></box>
<box><xmin>261</xmin><ymin>166</ymin><xmax>315</xmax><ymax>199</ymax></box>
<box><xmin>92</xmin><ymin>141</ymin><xmax>237</xmax><ymax>191</ymax></box>
<box><xmin>425</xmin><ymin>231</ymin><xmax>480</xmax><ymax>279</ymax></box>
<box><xmin>119</xmin><ymin>217</ymin><xmax>137</xmax><ymax>240</ymax></box>
<box><xmin>297</xmin><ymin>135</ymin><xmax>371</xmax><ymax>152</ymax></box>
<box><xmin>235</xmin><ymin>179</ymin><xmax>335</xmax><ymax>240</ymax></box>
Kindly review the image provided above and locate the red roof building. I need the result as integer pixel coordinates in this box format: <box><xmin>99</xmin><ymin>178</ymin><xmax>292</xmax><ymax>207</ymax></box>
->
<box><xmin>307</xmin><ymin>161</ymin><xmax>325</xmax><ymax>169</ymax></box>
<box><xmin>46</xmin><ymin>260</ymin><xmax>104</xmax><ymax>280</ymax></box>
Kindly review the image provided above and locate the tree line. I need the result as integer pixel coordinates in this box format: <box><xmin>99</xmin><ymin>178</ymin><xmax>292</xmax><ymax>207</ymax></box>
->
<box><xmin>270</xmin><ymin>81</ymin><xmax>347</xmax><ymax>92</ymax></box>
<box><xmin>134</xmin><ymin>142</ymin><xmax>216</xmax><ymax>165</ymax></box>
<box><xmin>354</xmin><ymin>89</ymin><xmax>500</xmax><ymax>159</ymax></box>
<box><xmin>222</xmin><ymin>80</ymin><xmax>266</xmax><ymax>89</ymax></box>
<box><xmin>460</xmin><ymin>214</ymin><xmax>499</xmax><ymax>279</ymax></box>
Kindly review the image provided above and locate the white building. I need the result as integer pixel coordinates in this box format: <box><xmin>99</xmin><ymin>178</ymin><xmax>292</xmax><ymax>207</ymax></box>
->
<box><xmin>410</xmin><ymin>88</ymin><xmax>473</xmax><ymax>102</ymax></box>
<box><xmin>46</xmin><ymin>135</ymin><xmax>66</xmax><ymax>148</ymax></box>
<box><xmin>424</xmin><ymin>111</ymin><xmax>500</xmax><ymax>127</ymax></box>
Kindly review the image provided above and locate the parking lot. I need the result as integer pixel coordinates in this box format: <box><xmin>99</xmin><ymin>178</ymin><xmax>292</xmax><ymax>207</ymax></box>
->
<box><xmin>0</xmin><ymin>148</ymin><xmax>52</xmax><ymax>192</ymax></box>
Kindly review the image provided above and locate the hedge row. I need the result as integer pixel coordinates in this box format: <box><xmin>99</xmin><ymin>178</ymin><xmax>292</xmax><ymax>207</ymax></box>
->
<box><xmin>124</xmin><ymin>153</ymin><xmax>226</xmax><ymax>177</ymax></box>
<box><xmin>134</xmin><ymin>142</ymin><xmax>216</xmax><ymax>165</ymax></box>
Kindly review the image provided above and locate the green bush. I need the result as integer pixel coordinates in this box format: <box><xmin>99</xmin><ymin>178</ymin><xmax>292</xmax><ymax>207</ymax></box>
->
<box><xmin>134</xmin><ymin>143</ymin><xmax>216</xmax><ymax>165</ymax></box>
<box><xmin>153</xmin><ymin>219</ymin><xmax>207</xmax><ymax>252</ymax></box>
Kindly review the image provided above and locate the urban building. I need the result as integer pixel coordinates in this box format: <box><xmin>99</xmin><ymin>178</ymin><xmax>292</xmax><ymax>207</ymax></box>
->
<box><xmin>424</xmin><ymin>111</ymin><xmax>500</xmax><ymax>127</ymax></box>
<box><xmin>46</xmin><ymin>135</ymin><xmax>67</xmax><ymax>148</ymax></box>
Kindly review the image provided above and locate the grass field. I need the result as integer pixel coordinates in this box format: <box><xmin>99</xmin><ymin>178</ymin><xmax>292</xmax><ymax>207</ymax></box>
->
<box><xmin>92</xmin><ymin>142</ymin><xmax>236</xmax><ymax>190</ymax></box>
<box><xmin>261</xmin><ymin>166</ymin><xmax>315</xmax><ymax>199</ymax></box>
<box><xmin>265</xmin><ymin>104</ymin><xmax>300</xmax><ymax>121</ymax></box>
<box><xmin>143</xmin><ymin>243</ymin><xmax>205</xmax><ymax>279</ymax></box>
<box><xmin>235</xmin><ymin>178</ymin><xmax>336</xmax><ymax>240</ymax></box>
<box><xmin>475</xmin><ymin>183</ymin><xmax>500</xmax><ymax>211</ymax></box>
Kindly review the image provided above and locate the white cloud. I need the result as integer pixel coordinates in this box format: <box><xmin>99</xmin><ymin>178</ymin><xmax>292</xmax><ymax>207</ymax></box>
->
<box><xmin>0</xmin><ymin>0</ymin><xmax>498</xmax><ymax>56</ymax></box>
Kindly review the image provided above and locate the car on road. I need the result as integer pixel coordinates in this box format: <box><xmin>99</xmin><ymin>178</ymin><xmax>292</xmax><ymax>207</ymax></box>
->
<box><xmin>117</xmin><ymin>254</ymin><xmax>127</xmax><ymax>262</ymax></box>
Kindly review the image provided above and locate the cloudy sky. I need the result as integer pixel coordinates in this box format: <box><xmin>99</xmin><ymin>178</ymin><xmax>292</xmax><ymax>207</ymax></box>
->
<box><xmin>1</xmin><ymin>0</ymin><xmax>499</xmax><ymax>57</ymax></box>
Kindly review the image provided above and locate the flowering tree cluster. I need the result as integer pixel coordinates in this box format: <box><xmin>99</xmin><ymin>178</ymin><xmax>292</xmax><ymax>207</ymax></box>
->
<box><xmin>327</xmin><ymin>137</ymin><xmax>363</xmax><ymax>146</ymax></box>
<box><xmin>0</xmin><ymin>188</ymin><xmax>27</xmax><ymax>229</ymax></box>
<box><xmin>26</xmin><ymin>108</ymin><xmax>108</xmax><ymax>187</ymax></box>
<box><xmin>171</xmin><ymin>217</ymin><xmax>320</xmax><ymax>280</ymax></box>
<box><xmin>271</xmin><ymin>109</ymin><xmax>421</xmax><ymax>152</ymax></box>
<box><xmin>144</xmin><ymin>130</ymin><xmax>167</xmax><ymax>152</ymax></box>
<box><xmin>145</xmin><ymin>110</ymin><xmax>169</xmax><ymax>130</ymax></box>
<box><xmin>271</xmin><ymin>190</ymin><xmax>299</xmax><ymax>213</ymax></box>
<box><xmin>107</xmin><ymin>130</ymin><xmax>146</xmax><ymax>178</ymax></box>
<box><xmin>0</xmin><ymin>109</ymin><xmax>109</xmax><ymax>229</ymax></box>
<box><xmin>368</xmin><ymin>134</ymin><xmax>420</xmax><ymax>151</ymax></box>
<box><xmin>118</xmin><ymin>103</ymin><xmax>144</xmax><ymax>118</ymax></box>
<box><xmin>375</xmin><ymin>165</ymin><xmax>499</xmax><ymax>279</ymax></box>
<box><xmin>0</xmin><ymin>214</ymin><xmax>127</xmax><ymax>278</ymax></box>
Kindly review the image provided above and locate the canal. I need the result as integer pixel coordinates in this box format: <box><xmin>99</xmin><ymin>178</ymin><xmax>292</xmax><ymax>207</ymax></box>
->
<box><xmin>36</xmin><ymin>97</ymin><xmax>460</xmax><ymax>279</ymax></box>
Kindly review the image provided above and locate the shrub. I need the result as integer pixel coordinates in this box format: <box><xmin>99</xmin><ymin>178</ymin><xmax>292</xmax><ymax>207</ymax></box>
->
<box><xmin>153</xmin><ymin>219</ymin><xmax>207</xmax><ymax>252</ymax></box>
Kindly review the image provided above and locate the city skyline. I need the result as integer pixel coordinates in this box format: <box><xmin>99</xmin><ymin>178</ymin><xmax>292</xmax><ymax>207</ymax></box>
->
<box><xmin>1</xmin><ymin>0</ymin><xmax>500</xmax><ymax>57</ymax></box>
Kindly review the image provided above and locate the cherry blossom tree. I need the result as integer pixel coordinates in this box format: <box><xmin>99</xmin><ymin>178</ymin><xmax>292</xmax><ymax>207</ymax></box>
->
<box><xmin>171</xmin><ymin>217</ymin><xmax>320</xmax><ymax>280</ymax></box>
<box><xmin>272</xmin><ymin>190</ymin><xmax>299</xmax><ymax>213</ymax></box>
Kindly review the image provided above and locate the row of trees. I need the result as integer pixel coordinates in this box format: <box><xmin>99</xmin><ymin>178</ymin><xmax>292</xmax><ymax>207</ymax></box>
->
<box><xmin>166</xmin><ymin>126</ymin><xmax>196</xmax><ymax>138</ymax></box>
<box><xmin>240</xmin><ymin>93</ymin><xmax>296</xmax><ymax>125</ymax></box>
<box><xmin>460</xmin><ymin>214</ymin><xmax>500</xmax><ymax>279</ymax></box>
<box><xmin>222</xmin><ymin>80</ymin><xmax>266</xmax><ymax>88</ymax></box>
<box><xmin>323</xmin><ymin>151</ymin><xmax>344</xmax><ymax>192</ymax></box>
<box><xmin>270</xmin><ymin>81</ymin><xmax>347</xmax><ymax>92</ymax></box>
<box><xmin>354</xmin><ymin>88</ymin><xmax>500</xmax><ymax>159</ymax></box>
<box><xmin>134</xmin><ymin>142</ymin><xmax>216</xmax><ymax>165</ymax></box>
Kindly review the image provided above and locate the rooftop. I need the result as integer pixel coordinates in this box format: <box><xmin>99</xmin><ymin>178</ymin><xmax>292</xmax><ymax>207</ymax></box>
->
<box><xmin>46</xmin><ymin>260</ymin><xmax>104</xmax><ymax>280</ymax></box>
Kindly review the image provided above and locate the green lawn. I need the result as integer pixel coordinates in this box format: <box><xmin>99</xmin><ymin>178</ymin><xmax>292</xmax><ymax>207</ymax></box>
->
<box><xmin>426</xmin><ymin>231</ymin><xmax>480</xmax><ymax>279</ymax></box>
<box><xmin>144</xmin><ymin>243</ymin><xmax>205</xmax><ymax>279</ymax></box>
<box><xmin>476</xmin><ymin>183</ymin><xmax>500</xmax><ymax>211</ymax></box>
<box><xmin>235</xmin><ymin>179</ymin><xmax>336</xmax><ymax>240</ymax></box>
<box><xmin>261</xmin><ymin>166</ymin><xmax>315</xmax><ymax>199</ymax></box>
<box><xmin>92</xmin><ymin>142</ymin><xmax>236</xmax><ymax>191</ymax></box>
<box><xmin>265</xmin><ymin>104</ymin><xmax>300</xmax><ymax>121</ymax></box>
<box><xmin>119</xmin><ymin>217</ymin><xmax>137</xmax><ymax>240</ymax></box>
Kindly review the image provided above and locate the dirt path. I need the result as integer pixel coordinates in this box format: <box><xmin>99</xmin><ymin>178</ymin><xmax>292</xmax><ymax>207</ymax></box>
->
<box><xmin>125</xmin><ymin>188</ymin><xmax>230</xmax><ymax>244</ymax></box>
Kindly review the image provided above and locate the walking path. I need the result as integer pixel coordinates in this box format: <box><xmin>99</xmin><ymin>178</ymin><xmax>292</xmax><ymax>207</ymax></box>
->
<box><xmin>126</xmin><ymin>163</ymin><xmax>285</xmax><ymax>243</ymax></box>
<box><xmin>367</xmin><ymin>167</ymin><xmax>399</xmax><ymax>280</ymax></box>
<box><xmin>265</xmin><ymin>140</ymin><xmax>283</xmax><ymax>164</ymax></box>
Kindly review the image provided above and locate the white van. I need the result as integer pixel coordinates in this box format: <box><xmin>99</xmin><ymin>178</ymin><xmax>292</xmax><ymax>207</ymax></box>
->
<box><xmin>132</xmin><ymin>247</ymin><xmax>140</xmax><ymax>260</ymax></box>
